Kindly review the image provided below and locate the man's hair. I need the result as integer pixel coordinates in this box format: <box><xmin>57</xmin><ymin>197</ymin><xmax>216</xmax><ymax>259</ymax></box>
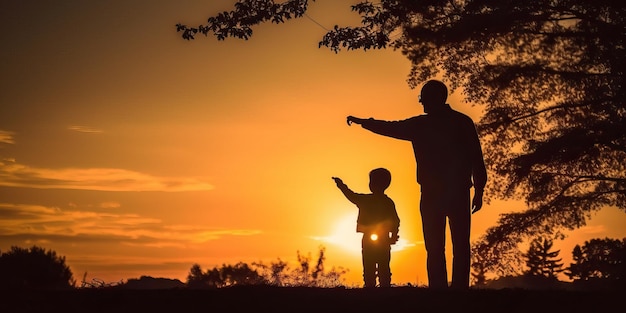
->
<box><xmin>422</xmin><ymin>80</ymin><xmax>448</xmax><ymax>103</ymax></box>
<box><xmin>369</xmin><ymin>168</ymin><xmax>391</xmax><ymax>191</ymax></box>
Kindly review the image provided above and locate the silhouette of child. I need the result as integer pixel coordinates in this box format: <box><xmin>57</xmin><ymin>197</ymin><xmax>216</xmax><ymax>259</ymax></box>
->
<box><xmin>332</xmin><ymin>168</ymin><xmax>400</xmax><ymax>288</ymax></box>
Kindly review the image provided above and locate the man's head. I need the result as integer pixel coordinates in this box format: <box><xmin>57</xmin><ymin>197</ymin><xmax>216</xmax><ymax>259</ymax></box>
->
<box><xmin>369</xmin><ymin>168</ymin><xmax>391</xmax><ymax>193</ymax></box>
<box><xmin>419</xmin><ymin>80</ymin><xmax>448</xmax><ymax>113</ymax></box>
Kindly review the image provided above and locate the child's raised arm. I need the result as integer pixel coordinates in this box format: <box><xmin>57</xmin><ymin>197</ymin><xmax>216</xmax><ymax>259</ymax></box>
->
<box><xmin>332</xmin><ymin>177</ymin><xmax>358</xmax><ymax>204</ymax></box>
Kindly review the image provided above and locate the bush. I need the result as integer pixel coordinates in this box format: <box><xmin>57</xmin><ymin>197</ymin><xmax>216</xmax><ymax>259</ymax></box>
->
<box><xmin>0</xmin><ymin>245</ymin><xmax>74</xmax><ymax>289</ymax></box>
<box><xmin>186</xmin><ymin>246</ymin><xmax>347</xmax><ymax>288</ymax></box>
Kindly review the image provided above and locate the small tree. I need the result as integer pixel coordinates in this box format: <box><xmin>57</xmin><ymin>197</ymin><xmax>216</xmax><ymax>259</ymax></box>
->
<box><xmin>186</xmin><ymin>262</ymin><xmax>266</xmax><ymax>288</ymax></box>
<box><xmin>523</xmin><ymin>237</ymin><xmax>564</xmax><ymax>279</ymax></box>
<box><xmin>220</xmin><ymin>262</ymin><xmax>267</xmax><ymax>287</ymax></box>
<box><xmin>186</xmin><ymin>263</ymin><xmax>211</xmax><ymax>289</ymax></box>
<box><xmin>252</xmin><ymin>258</ymin><xmax>289</xmax><ymax>286</ymax></box>
<box><xmin>0</xmin><ymin>245</ymin><xmax>74</xmax><ymax>289</ymax></box>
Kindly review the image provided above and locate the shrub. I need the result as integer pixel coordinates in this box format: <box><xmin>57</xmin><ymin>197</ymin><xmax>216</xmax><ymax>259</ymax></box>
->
<box><xmin>0</xmin><ymin>245</ymin><xmax>74</xmax><ymax>289</ymax></box>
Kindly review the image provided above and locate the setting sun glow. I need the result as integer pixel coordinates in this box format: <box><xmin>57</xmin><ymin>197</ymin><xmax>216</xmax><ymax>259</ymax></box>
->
<box><xmin>314</xmin><ymin>212</ymin><xmax>415</xmax><ymax>254</ymax></box>
<box><xmin>315</xmin><ymin>213</ymin><xmax>363</xmax><ymax>255</ymax></box>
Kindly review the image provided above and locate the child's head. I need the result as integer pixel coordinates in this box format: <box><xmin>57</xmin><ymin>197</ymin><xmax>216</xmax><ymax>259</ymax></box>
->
<box><xmin>369</xmin><ymin>168</ymin><xmax>391</xmax><ymax>193</ymax></box>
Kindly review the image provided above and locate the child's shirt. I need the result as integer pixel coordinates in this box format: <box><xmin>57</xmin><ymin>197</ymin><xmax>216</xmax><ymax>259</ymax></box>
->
<box><xmin>340</xmin><ymin>188</ymin><xmax>400</xmax><ymax>236</ymax></box>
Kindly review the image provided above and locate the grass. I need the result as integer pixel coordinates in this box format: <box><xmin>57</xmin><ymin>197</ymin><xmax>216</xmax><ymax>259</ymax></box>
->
<box><xmin>1</xmin><ymin>286</ymin><xmax>621</xmax><ymax>313</ymax></box>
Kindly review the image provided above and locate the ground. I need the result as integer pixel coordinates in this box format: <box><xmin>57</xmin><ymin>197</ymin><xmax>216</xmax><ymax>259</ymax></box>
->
<box><xmin>1</xmin><ymin>286</ymin><xmax>620</xmax><ymax>313</ymax></box>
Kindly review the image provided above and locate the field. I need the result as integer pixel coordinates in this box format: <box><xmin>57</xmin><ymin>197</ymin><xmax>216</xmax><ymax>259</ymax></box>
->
<box><xmin>1</xmin><ymin>286</ymin><xmax>621</xmax><ymax>313</ymax></box>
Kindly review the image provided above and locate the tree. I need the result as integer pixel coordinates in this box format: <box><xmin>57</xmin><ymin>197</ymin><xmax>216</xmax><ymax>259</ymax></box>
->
<box><xmin>186</xmin><ymin>262</ymin><xmax>267</xmax><ymax>288</ymax></box>
<box><xmin>565</xmin><ymin>237</ymin><xmax>626</xmax><ymax>283</ymax></box>
<box><xmin>220</xmin><ymin>262</ymin><xmax>267</xmax><ymax>286</ymax></box>
<box><xmin>0</xmin><ymin>245</ymin><xmax>74</xmax><ymax>289</ymax></box>
<box><xmin>565</xmin><ymin>245</ymin><xmax>586</xmax><ymax>281</ymax></box>
<box><xmin>177</xmin><ymin>0</ymin><xmax>626</xmax><ymax>278</ymax></box>
<box><xmin>471</xmin><ymin>230</ymin><xmax>524</xmax><ymax>285</ymax></box>
<box><xmin>523</xmin><ymin>237</ymin><xmax>564</xmax><ymax>279</ymax></box>
<box><xmin>186</xmin><ymin>263</ymin><xmax>212</xmax><ymax>288</ymax></box>
<box><xmin>252</xmin><ymin>258</ymin><xmax>289</xmax><ymax>286</ymax></box>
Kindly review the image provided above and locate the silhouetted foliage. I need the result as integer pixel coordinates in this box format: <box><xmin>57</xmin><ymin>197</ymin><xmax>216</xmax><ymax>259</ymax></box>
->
<box><xmin>178</xmin><ymin>0</ymin><xmax>626</xmax><ymax>280</ymax></box>
<box><xmin>523</xmin><ymin>237</ymin><xmax>564</xmax><ymax>279</ymax></box>
<box><xmin>176</xmin><ymin>0</ymin><xmax>310</xmax><ymax>41</ymax></box>
<box><xmin>186</xmin><ymin>246</ymin><xmax>347</xmax><ymax>288</ymax></box>
<box><xmin>471</xmin><ymin>235</ymin><xmax>523</xmax><ymax>285</ymax></box>
<box><xmin>565</xmin><ymin>237</ymin><xmax>626</xmax><ymax>288</ymax></box>
<box><xmin>187</xmin><ymin>262</ymin><xmax>265</xmax><ymax>288</ymax></box>
<box><xmin>252</xmin><ymin>258</ymin><xmax>289</xmax><ymax>286</ymax></box>
<box><xmin>0</xmin><ymin>245</ymin><xmax>74</xmax><ymax>289</ymax></box>
<box><xmin>481</xmin><ymin>274</ymin><xmax>572</xmax><ymax>290</ymax></box>
<box><xmin>475</xmin><ymin>236</ymin><xmax>625</xmax><ymax>289</ymax></box>
<box><xmin>186</xmin><ymin>263</ymin><xmax>210</xmax><ymax>289</ymax></box>
<box><xmin>221</xmin><ymin>262</ymin><xmax>267</xmax><ymax>286</ymax></box>
<box><xmin>284</xmin><ymin>247</ymin><xmax>346</xmax><ymax>287</ymax></box>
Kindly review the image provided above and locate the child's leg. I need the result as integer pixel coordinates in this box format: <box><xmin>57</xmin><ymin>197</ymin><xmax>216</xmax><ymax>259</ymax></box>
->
<box><xmin>362</xmin><ymin>238</ymin><xmax>377</xmax><ymax>287</ymax></box>
<box><xmin>377</xmin><ymin>245</ymin><xmax>392</xmax><ymax>287</ymax></box>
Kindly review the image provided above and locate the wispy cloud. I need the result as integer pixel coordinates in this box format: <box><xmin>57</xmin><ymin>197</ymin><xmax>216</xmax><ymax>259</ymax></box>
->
<box><xmin>0</xmin><ymin>203</ymin><xmax>261</xmax><ymax>247</ymax></box>
<box><xmin>0</xmin><ymin>130</ymin><xmax>15</xmax><ymax>145</ymax></box>
<box><xmin>99</xmin><ymin>201</ymin><xmax>121</xmax><ymax>209</ymax></box>
<box><xmin>576</xmin><ymin>224</ymin><xmax>607</xmax><ymax>235</ymax></box>
<box><xmin>67</xmin><ymin>125</ymin><xmax>103</xmax><ymax>134</ymax></box>
<box><xmin>0</xmin><ymin>159</ymin><xmax>213</xmax><ymax>192</ymax></box>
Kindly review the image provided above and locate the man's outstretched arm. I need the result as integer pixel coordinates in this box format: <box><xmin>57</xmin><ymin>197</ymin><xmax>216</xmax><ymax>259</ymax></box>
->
<box><xmin>346</xmin><ymin>116</ymin><xmax>413</xmax><ymax>141</ymax></box>
<box><xmin>346</xmin><ymin>116</ymin><xmax>368</xmax><ymax>126</ymax></box>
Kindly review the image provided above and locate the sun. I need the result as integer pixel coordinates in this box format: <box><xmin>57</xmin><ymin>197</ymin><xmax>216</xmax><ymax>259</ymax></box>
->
<box><xmin>314</xmin><ymin>212</ymin><xmax>362</xmax><ymax>254</ymax></box>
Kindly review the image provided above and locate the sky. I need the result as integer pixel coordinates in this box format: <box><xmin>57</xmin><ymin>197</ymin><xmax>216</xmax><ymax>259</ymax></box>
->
<box><xmin>1</xmin><ymin>0</ymin><xmax>625</xmax><ymax>287</ymax></box>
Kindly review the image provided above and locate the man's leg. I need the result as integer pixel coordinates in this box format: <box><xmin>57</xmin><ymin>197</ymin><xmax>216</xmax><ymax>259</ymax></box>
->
<box><xmin>420</xmin><ymin>190</ymin><xmax>448</xmax><ymax>289</ymax></box>
<box><xmin>449</xmin><ymin>189</ymin><xmax>471</xmax><ymax>290</ymax></box>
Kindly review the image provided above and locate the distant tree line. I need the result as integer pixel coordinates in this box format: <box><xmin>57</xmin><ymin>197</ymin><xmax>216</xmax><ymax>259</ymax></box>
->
<box><xmin>472</xmin><ymin>237</ymin><xmax>626</xmax><ymax>290</ymax></box>
<box><xmin>2</xmin><ymin>241</ymin><xmax>623</xmax><ymax>290</ymax></box>
<box><xmin>0</xmin><ymin>245</ymin><xmax>346</xmax><ymax>289</ymax></box>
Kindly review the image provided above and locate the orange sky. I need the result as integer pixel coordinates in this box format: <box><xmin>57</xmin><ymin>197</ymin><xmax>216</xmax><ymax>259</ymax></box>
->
<box><xmin>1</xmin><ymin>0</ymin><xmax>624</xmax><ymax>287</ymax></box>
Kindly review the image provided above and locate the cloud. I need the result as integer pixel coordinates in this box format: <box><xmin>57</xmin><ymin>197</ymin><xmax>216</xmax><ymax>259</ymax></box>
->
<box><xmin>0</xmin><ymin>203</ymin><xmax>261</xmax><ymax>247</ymax></box>
<box><xmin>0</xmin><ymin>130</ymin><xmax>15</xmax><ymax>145</ymax></box>
<box><xmin>99</xmin><ymin>201</ymin><xmax>121</xmax><ymax>209</ymax></box>
<box><xmin>67</xmin><ymin>125</ymin><xmax>103</xmax><ymax>134</ymax></box>
<box><xmin>576</xmin><ymin>224</ymin><xmax>607</xmax><ymax>235</ymax></box>
<box><xmin>0</xmin><ymin>159</ymin><xmax>213</xmax><ymax>192</ymax></box>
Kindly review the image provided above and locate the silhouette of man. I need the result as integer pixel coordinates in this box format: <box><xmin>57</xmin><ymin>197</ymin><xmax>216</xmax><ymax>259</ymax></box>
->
<box><xmin>332</xmin><ymin>168</ymin><xmax>400</xmax><ymax>288</ymax></box>
<box><xmin>346</xmin><ymin>80</ymin><xmax>487</xmax><ymax>289</ymax></box>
